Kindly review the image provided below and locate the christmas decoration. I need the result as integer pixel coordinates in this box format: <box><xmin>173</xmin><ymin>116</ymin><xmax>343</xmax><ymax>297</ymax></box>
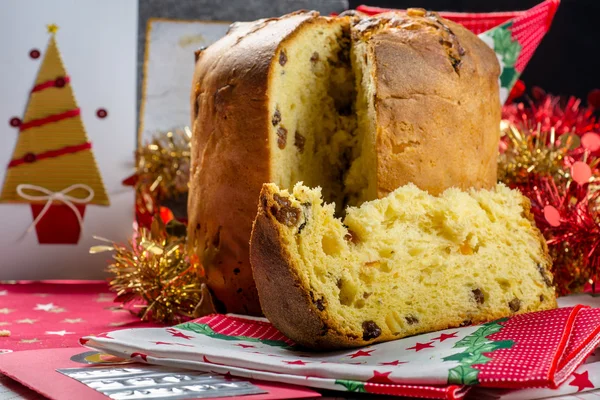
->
<box><xmin>503</xmin><ymin>91</ymin><xmax>600</xmax><ymax>135</ymax></box>
<box><xmin>91</xmin><ymin>217</ymin><xmax>214</xmax><ymax>324</ymax></box>
<box><xmin>123</xmin><ymin>127</ymin><xmax>191</xmax><ymax>229</ymax></box>
<box><xmin>0</xmin><ymin>24</ymin><xmax>109</xmax><ymax>244</ymax></box>
<box><xmin>356</xmin><ymin>0</ymin><xmax>560</xmax><ymax>104</ymax></box>
<box><xmin>499</xmin><ymin>89</ymin><xmax>600</xmax><ymax>295</ymax></box>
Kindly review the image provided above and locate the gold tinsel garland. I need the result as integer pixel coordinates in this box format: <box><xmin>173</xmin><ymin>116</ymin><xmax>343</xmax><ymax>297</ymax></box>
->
<box><xmin>91</xmin><ymin>218</ymin><xmax>215</xmax><ymax>324</ymax></box>
<box><xmin>130</xmin><ymin>127</ymin><xmax>192</xmax><ymax>224</ymax></box>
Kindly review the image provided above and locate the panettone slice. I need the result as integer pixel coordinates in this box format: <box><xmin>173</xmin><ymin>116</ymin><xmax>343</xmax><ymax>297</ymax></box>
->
<box><xmin>250</xmin><ymin>182</ymin><xmax>556</xmax><ymax>349</ymax></box>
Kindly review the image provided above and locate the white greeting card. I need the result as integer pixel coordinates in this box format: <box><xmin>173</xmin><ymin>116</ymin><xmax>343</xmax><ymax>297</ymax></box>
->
<box><xmin>139</xmin><ymin>19</ymin><xmax>230</xmax><ymax>143</ymax></box>
<box><xmin>0</xmin><ymin>0</ymin><xmax>138</xmax><ymax>279</ymax></box>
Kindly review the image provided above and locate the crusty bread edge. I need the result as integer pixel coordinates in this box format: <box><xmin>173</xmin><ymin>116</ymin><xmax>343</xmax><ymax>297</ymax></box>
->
<box><xmin>250</xmin><ymin>186</ymin><xmax>558</xmax><ymax>350</ymax></box>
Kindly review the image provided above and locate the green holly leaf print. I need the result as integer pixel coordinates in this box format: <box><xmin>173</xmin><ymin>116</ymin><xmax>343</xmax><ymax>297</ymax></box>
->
<box><xmin>455</xmin><ymin>334</ymin><xmax>488</xmax><ymax>348</ymax></box>
<box><xmin>500</xmin><ymin>67</ymin><xmax>518</xmax><ymax>90</ymax></box>
<box><xmin>336</xmin><ymin>379</ymin><xmax>367</xmax><ymax>393</ymax></box>
<box><xmin>442</xmin><ymin>352</ymin><xmax>472</xmax><ymax>362</ymax></box>
<box><xmin>177</xmin><ymin>322</ymin><xmax>215</xmax><ymax>336</ymax></box>
<box><xmin>176</xmin><ymin>322</ymin><xmax>292</xmax><ymax>348</ymax></box>
<box><xmin>443</xmin><ymin>351</ymin><xmax>491</xmax><ymax>365</ymax></box>
<box><xmin>448</xmin><ymin>365</ymin><xmax>480</xmax><ymax>385</ymax></box>
<box><xmin>460</xmin><ymin>353</ymin><xmax>491</xmax><ymax>366</ymax></box>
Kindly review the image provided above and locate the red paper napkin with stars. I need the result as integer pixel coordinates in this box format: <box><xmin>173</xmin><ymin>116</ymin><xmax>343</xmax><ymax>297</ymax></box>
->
<box><xmin>81</xmin><ymin>305</ymin><xmax>600</xmax><ymax>399</ymax></box>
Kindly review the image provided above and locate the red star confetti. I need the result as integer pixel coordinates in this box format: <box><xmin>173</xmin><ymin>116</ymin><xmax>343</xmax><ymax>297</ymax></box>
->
<box><xmin>432</xmin><ymin>332</ymin><xmax>458</xmax><ymax>342</ymax></box>
<box><xmin>235</xmin><ymin>343</ymin><xmax>255</xmax><ymax>348</ymax></box>
<box><xmin>283</xmin><ymin>360</ymin><xmax>309</xmax><ymax>365</ymax></box>
<box><xmin>131</xmin><ymin>352</ymin><xmax>148</xmax><ymax>362</ymax></box>
<box><xmin>349</xmin><ymin>349</ymin><xmax>374</xmax><ymax>358</ymax></box>
<box><xmin>166</xmin><ymin>328</ymin><xmax>193</xmax><ymax>340</ymax></box>
<box><xmin>569</xmin><ymin>371</ymin><xmax>595</xmax><ymax>392</ymax></box>
<box><xmin>95</xmin><ymin>332</ymin><xmax>113</xmax><ymax>339</ymax></box>
<box><xmin>379</xmin><ymin>360</ymin><xmax>407</xmax><ymax>366</ymax></box>
<box><xmin>203</xmin><ymin>355</ymin><xmax>224</xmax><ymax>365</ymax></box>
<box><xmin>407</xmin><ymin>341</ymin><xmax>435</xmax><ymax>352</ymax></box>
<box><xmin>367</xmin><ymin>370</ymin><xmax>395</xmax><ymax>384</ymax></box>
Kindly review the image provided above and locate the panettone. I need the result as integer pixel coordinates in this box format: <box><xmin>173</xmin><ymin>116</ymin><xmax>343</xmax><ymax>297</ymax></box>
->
<box><xmin>188</xmin><ymin>9</ymin><xmax>501</xmax><ymax>315</ymax></box>
<box><xmin>250</xmin><ymin>182</ymin><xmax>556</xmax><ymax>349</ymax></box>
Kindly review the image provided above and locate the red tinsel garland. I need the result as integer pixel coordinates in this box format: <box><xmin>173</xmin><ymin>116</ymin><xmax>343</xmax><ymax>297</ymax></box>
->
<box><xmin>500</xmin><ymin>86</ymin><xmax>600</xmax><ymax>295</ymax></box>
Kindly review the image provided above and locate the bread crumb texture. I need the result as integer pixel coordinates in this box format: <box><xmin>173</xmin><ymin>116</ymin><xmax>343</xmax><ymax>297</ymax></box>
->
<box><xmin>251</xmin><ymin>182</ymin><xmax>556</xmax><ymax>348</ymax></box>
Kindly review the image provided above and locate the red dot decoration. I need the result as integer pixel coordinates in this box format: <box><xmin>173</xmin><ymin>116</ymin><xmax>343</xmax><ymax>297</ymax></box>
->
<box><xmin>29</xmin><ymin>49</ymin><xmax>40</xmax><ymax>59</ymax></box>
<box><xmin>55</xmin><ymin>77</ymin><xmax>66</xmax><ymax>88</ymax></box>
<box><xmin>24</xmin><ymin>153</ymin><xmax>36</xmax><ymax>163</ymax></box>
<box><xmin>571</xmin><ymin>161</ymin><xmax>592</xmax><ymax>185</ymax></box>
<box><xmin>582</xmin><ymin>132</ymin><xmax>600</xmax><ymax>152</ymax></box>
<box><xmin>96</xmin><ymin>108</ymin><xmax>108</xmax><ymax>119</ymax></box>
<box><xmin>9</xmin><ymin>117</ymin><xmax>22</xmax><ymax>127</ymax></box>
<box><xmin>544</xmin><ymin>205</ymin><xmax>561</xmax><ymax>227</ymax></box>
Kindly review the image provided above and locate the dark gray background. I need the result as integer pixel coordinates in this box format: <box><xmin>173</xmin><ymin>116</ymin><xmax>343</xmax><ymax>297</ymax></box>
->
<box><xmin>137</xmin><ymin>0</ymin><xmax>348</xmax><ymax>130</ymax></box>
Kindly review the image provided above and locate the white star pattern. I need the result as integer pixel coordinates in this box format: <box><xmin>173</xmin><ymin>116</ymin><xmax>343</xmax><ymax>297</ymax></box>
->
<box><xmin>0</xmin><ymin>308</ymin><xmax>14</xmax><ymax>314</ymax></box>
<box><xmin>62</xmin><ymin>318</ymin><xmax>84</xmax><ymax>324</ymax></box>
<box><xmin>34</xmin><ymin>303</ymin><xmax>56</xmax><ymax>311</ymax></box>
<box><xmin>16</xmin><ymin>319</ymin><xmax>38</xmax><ymax>324</ymax></box>
<box><xmin>45</xmin><ymin>330</ymin><xmax>73</xmax><ymax>336</ymax></box>
<box><xmin>96</xmin><ymin>294</ymin><xmax>112</xmax><ymax>303</ymax></box>
<box><xmin>0</xmin><ymin>290</ymin><xmax>7</xmax><ymax>296</ymax></box>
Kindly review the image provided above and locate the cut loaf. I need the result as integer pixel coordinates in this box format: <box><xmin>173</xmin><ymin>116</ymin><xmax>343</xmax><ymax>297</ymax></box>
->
<box><xmin>188</xmin><ymin>9</ymin><xmax>501</xmax><ymax>315</ymax></box>
<box><xmin>250</xmin><ymin>182</ymin><xmax>556</xmax><ymax>349</ymax></box>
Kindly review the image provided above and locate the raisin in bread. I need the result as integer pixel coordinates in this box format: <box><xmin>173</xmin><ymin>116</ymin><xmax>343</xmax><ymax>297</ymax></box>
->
<box><xmin>250</xmin><ymin>182</ymin><xmax>556</xmax><ymax>349</ymax></box>
<box><xmin>188</xmin><ymin>9</ymin><xmax>500</xmax><ymax>315</ymax></box>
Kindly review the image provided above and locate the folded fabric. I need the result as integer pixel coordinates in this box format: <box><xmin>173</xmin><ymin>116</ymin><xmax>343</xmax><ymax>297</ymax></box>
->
<box><xmin>354</xmin><ymin>0</ymin><xmax>560</xmax><ymax>104</ymax></box>
<box><xmin>81</xmin><ymin>304</ymin><xmax>600</xmax><ymax>400</ymax></box>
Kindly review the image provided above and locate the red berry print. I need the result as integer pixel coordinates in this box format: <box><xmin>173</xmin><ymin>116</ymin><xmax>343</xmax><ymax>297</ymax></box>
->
<box><xmin>55</xmin><ymin>77</ymin><xmax>66</xmax><ymax>88</ymax></box>
<box><xmin>29</xmin><ymin>49</ymin><xmax>40</xmax><ymax>59</ymax></box>
<box><xmin>96</xmin><ymin>108</ymin><xmax>108</xmax><ymax>119</ymax></box>
<box><xmin>9</xmin><ymin>117</ymin><xmax>22</xmax><ymax>127</ymax></box>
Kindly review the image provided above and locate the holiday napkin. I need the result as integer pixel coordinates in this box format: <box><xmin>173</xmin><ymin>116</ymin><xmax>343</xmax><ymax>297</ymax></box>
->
<box><xmin>81</xmin><ymin>304</ymin><xmax>600</xmax><ymax>400</ymax></box>
<box><xmin>355</xmin><ymin>0</ymin><xmax>560</xmax><ymax>104</ymax></box>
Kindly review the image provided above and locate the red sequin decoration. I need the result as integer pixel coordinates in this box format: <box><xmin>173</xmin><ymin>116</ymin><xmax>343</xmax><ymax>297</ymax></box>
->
<box><xmin>55</xmin><ymin>77</ymin><xmax>66</xmax><ymax>88</ymax></box>
<box><xmin>29</xmin><ymin>49</ymin><xmax>40</xmax><ymax>59</ymax></box>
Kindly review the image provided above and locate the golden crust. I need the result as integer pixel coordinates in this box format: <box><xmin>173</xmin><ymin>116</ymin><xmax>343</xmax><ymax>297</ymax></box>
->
<box><xmin>188</xmin><ymin>11</ymin><xmax>320</xmax><ymax>315</ymax></box>
<box><xmin>361</xmin><ymin>13</ymin><xmax>501</xmax><ymax>197</ymax></box>
<box><xmin>188</xmin><ymin>9</ymin><xmax>502</xmax><ymax>317</ymax></box>
<box><xmin>250</xmin><ymin>184</ymin><xmax>557</xmax><ymax>350</ymax></box>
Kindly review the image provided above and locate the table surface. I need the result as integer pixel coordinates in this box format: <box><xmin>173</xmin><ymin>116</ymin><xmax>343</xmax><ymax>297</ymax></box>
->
<box><xmin>2</xmin><ymin>281</ymin><xmax>600</xmax><ymax>400</ymax></box>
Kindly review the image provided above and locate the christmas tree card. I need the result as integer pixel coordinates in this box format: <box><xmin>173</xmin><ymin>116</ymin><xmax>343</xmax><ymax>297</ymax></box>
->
<box><xmin>0</xmin><ymin>0</ymin><xmax>137</xmax><ymax>279</ymax></box>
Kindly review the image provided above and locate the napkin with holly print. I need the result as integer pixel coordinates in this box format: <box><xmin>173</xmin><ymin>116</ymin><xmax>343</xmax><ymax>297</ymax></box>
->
<box><xmin>81</xmin><ymin>304</ymin><xmax>600</xmax><ymax>400</ymax></box>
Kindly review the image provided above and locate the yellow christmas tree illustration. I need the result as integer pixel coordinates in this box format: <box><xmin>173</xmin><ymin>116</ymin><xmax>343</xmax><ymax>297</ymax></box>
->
<box><xmin>1</xmin><ymin>24</ymin><xmax>109</xmax><ymax>244</ymax></box>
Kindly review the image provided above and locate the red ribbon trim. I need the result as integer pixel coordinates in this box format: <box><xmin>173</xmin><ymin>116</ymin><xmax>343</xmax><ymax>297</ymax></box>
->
<box><xmin>31</xmin><ymin>76</ymin><xmax>71</xmax><ymax>93</ymax></box>
<box><xmin>8</xmin><ymin>142</ymin><xmax>92</xmax><ymax>168</ymax></box>
<box><xmin>19</xmin><ymin>108</ymin><xmax>80</xmax><ymax>132</ymax></box>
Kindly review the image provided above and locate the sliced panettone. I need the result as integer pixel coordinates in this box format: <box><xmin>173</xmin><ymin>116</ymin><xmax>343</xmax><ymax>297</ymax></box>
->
<box><xmin>250</xmin><ymin>182</ymin><xmax>556</xmax><ymax>349</ymax></box>
<box><xmin>188</xmin><ymin>9</ymin><xmax>500</xmax><ymax>315</ymax></box>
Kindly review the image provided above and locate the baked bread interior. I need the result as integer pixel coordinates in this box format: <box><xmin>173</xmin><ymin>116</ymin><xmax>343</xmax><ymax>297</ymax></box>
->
<box><xmin>250</xmin><ymin>182</ymin><xmax>557</xmax><ymax>349</ymax></box>
<box><xmin>189</xmin><ymin>9</ymin><xmax>501</xmax><ymax>315</ymax></box>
